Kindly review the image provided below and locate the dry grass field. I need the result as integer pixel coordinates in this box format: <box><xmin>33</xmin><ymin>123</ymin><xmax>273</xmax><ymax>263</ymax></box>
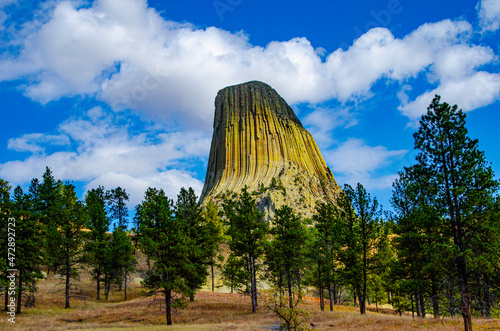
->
<box><xmin>1</xmin><ymin>273</ymin><xmax>499</xmax><ymax>331</ymax></box>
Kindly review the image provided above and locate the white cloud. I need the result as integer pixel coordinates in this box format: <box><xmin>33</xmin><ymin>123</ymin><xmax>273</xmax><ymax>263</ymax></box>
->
<box><xmin>85</xmin><ymin>170</ymin><xmax>204</xmax><ymax>207</ymax></box>
<box><xmin>478</xmin><ymin>0</ymin><xmax>500</xmax><ymax>32</ymax></box>
<box><xmin>324</xmin><ymin>138</ymin><xmax>407</xmax><ymax>189</ymax></box>
<box><xmin>1</xmin><ymin>0</ymin><xmax>498</xmax><ymax>129</ymax></box>
<box><xmin>7</xmin><ymin>133</ymin><xmax>70</xmax><ymax>152</ymax></box>
<box><xmin>0</xmin><ymin>107</ymin><xmax>210</xmax><ymax>204</ymax></box>
<box><xmin>302</xmin><ymin>107</ymin><xmax>358</xmax><ymax>148</ymax></box>
<box><xmin>399</xmin><ymin>71</ymin><xmax>500</xmax><ymax>123</ymax></box>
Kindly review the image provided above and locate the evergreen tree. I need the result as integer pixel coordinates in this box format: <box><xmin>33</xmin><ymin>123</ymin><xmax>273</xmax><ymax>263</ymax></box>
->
<box><xmin>267</xmin><ymin>205</ymin><xmax>309</xmax><ymax>308</ymax></box>
<box><xmin>11</xmin><ymin>186</ymin><xmax>43</xmax><ymax>313</ymax></box>
<box><xmin>106</xmin><ymin>186</ymin><xmax>131</xmax><ymax>292</ymax></box>
<box><xmin>335</xmin><ymin>190</ymin><xmax>363</xmax><ymax>310</ymax></box>
<box><xmin>54</xmin><ymin>183</ymin><xmax>86</xmax><ymax>308</ymax></box>
<box><xmin>134</xmin><ymin>187</ymin><xmax>195</xmax><ymax>325</ymax></box>
<box><xmin>84</xmin><ymin>186</ymin><xmax>110</xmax><ymax>300</ymax></box>
<box><xmin>313</xmin><ymin>201</ymin><xmax>342</xmax><ymax>310</ymax></box>
<box><xmin>222</xmin><ymin>187</ymin><xmax>269</xmax><ymax>313</ymax></box>
<box><xmin>342</xmin><ymin>183</ymin><xmax>382</xmax><ymax>314</ymax></box>
<box><xmin>391</xmin><ymin>166</ymin><xmax>446</xmax><ymax>318</ymax></box>
<box><xmin>413</xmin><ymin>95</ymin><xmax>500</xmax><ymax>330</ymax></box>
<box><xmin>106</xmin><ymin>187</ymin><xmax>129</xmax><ymax>229</ymax></box>
<box><xmin>38</xmin><ymin>167</ymin><xmax>62</xmax><ymax>274</ymax></box>
<box><xmin>306</xmin><ymin>226</ymin><xmax>330</xmax><ymax>311</ymax></box>
<box><xmin>202</xmin><ymin>200</ymin><xmax>225</xmax><ymax>292</ymax></box>
<box><xmin>221</xmin><ymin>253</ymin><xmax>248</xmax><ymax>294</ymax></box>
<box><xmin>109</xmin><ymin>226</ymin><xmax>136</xmax><ymax>300</ymax></box>
<box><xmin>175</xmin><ymin>187</ymin><xmax>211</xmax><ymax>301</ymax></box>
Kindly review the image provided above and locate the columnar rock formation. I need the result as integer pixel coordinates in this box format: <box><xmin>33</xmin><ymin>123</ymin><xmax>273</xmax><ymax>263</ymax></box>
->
<box><xmin>200</xmin><ymin>81</ymin><xmax>342</xmax><ymax>218</ymax></box>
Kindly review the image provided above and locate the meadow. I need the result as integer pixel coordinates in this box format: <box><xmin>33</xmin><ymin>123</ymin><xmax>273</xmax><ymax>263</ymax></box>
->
<box><xmin>2</xmin><ymin>272</ymin><xmax>499</xmax><ymax>331</ymax></box>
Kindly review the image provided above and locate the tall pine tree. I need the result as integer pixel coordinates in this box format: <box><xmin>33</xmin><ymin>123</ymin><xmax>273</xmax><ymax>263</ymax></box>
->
<box><xmin>84</xmin><ymin>186</ymin><xmax>110</xmax><ymax>300</ymax></box>
<box><xmin>267</xmin><ymin>205</ymin><xmax>309</xmax><ymax>308</ymax></box>
<box><xmin>413</xmin><ymin>95</ymin><xmax>500</xmax><ymax>330</ymax></box>
<box><xmin>11</xmin><ymin>186</ymin><xmax>43</xmax><ymax>314</ymax></box>
<box><xmin>135</xmin><ymin>187</ymin><xmax>195</xmax><ymax>325</ymax></box>
<box><xmin>223</xmin><ymin>187</ymin><xmax>268</xmax><ymax>313</ymax></box>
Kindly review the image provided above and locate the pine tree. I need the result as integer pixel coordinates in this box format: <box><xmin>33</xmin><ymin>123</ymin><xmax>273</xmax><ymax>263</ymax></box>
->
<box><xmin>391</xmin><ymin>166</ymin><xmax>446</xmax><ymax>318</ymax></box>
<box><xmin>134</xmin><ymin>187</ymin><xmax>195</xmax><ymax>325</ymax></box>
<box><xmin>335</xmin><ymin>190</ymin><xmax>363</xmax><ymax>310</ymax></box>
<box><xmin>109</xmin><ymin>226</ymin><xmax>136</xmax><ymax>300</ymax></box>
<box><xmin>313</xmin><ymin>201</ymin><xmax>342</xmax><ymax>310</ymax></box>
<box><xmin>106</xmin><ymin>187</ymin><xmax>129</xmax><ymax>229</ymax></box>
<box><xmin>413</xmin><ymin>95</ymin><xmax>500</xmax><ymax>330</ymax></box>
<box><xmin>221</xmin><ymin>253</ymin><xmax>248</xmax><ymax>294</ymax></box>
<box><xmin>175</xmin><ymin>187</ymin><xmax>211</xmax><ymax>301</ymax></box>
<box><xmin>222</xmin><ymin>187</ymin><xmax>269</xmax><ymax>313</ymax></box>
<box><xmin>267</xmin><ymin>205</ymin><xmax>309</xmax><ymax>308</ymax></box>
<box><xmin>202</xmin><ymin>200</ymin><xmax>225</xmax><ymax>292</ymax></box>
<box><xmin>38</xmin><ymin>167</ymin><xmax>62</xmax><ymax>274</ymax></box>
<box><xmin>84</xmin><ymin>186</ymin><xmax>110</xmax><ymax>300</ymax></box>
<box><xmin>11</xmin><ymin>186</ymin><xmax>44</xmax><ymax>314</ymax></box>
<box><xmin>342</xmin><ymin>183</ymin><xmax>382</xmax><ymax>314</ymax></box>
<box><xmin>305</xmin><ymin>226</ymin><xmax>330</xmax><ymax>311</ymax></box>
<box><xmin>54</xmin><ymin>183</ymin><xmax>86</xmax><ymax>308</ymax></box>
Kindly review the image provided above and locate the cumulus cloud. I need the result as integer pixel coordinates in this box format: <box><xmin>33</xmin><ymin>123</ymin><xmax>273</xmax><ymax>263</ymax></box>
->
<box><xmin>0</xmin><ymin>107</ymin><xmax>210</xmax><ymax>205</ymax></box>
<box><xmin>302</xmin><ymin>107</ymin><xmax>358</xmax><ymax>148</ymax></box>
<box><xmin>324</xmin><ymin>138</ymin><xmax>407</xmax><ymax>190</ymax></box>
<box><xmin>399</xmin><ymin>71</ymin><xmax>500</xmax><ymax>123</ymax></box>
<box><xmin>86</xmin><ymin>170</ymin><xmax>203</xmax><ymax>206</ymax></box>
<box><xmin>478</xmin><ymin>0</ymin><xmax>500</xmax><ymax>32</ymax></box>
<box><xmin>1</xmin><ymin>0</ymin><xmax>498</xmax><ymax>129</ymax></box>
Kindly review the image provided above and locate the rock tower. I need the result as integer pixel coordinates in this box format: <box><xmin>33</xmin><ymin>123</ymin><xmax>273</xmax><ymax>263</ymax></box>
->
<box><xmin>200</xmin><ymin>81</ymin><xmax>342</xmax><ymax>218</ymax></box>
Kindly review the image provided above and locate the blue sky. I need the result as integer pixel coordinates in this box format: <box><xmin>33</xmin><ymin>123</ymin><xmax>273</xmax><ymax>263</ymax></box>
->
<box><xmin>1</xmin><ymin>0</ymin><xmax>500</xmax><ymax>212</ymax></box>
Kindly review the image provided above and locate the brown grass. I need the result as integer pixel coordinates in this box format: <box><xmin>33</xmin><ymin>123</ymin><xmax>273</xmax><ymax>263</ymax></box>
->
<box><xmin>1</xmin><ymin>273</ymin><xmax>499</xmax><ymax>330</ymax></box>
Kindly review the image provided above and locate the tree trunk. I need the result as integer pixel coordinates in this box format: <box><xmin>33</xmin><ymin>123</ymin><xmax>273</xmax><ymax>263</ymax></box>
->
<box><xmin>319</xmin><ymin>285</ymin><xmax>324</xmax><ymax>311</ymax></box>
<box><xmin>105</xmin><ymin>280</ymin><xmax>111</xmax><ymax>300</ymax></box>
<box><xmin>416</xmin><ymin>292</ymin><xmax>422</xmax><ymax>317</ymax></box>
<box><xmin>456</xmin><ymin>247</ymin><xmax>472</xmax><ymax>330</ymax></box>
<box><xmin>328</xmin><ymin>282</ymin><xmax>333</xmax><ymax>311</ymax></box>
<box><xmin>357</xmin><ymin>285</ymin><xmax>365</xmax><ymax>314</ymax></box>
<box><xmin>211</xmin><ymin>262</ymin><xmax>215</xmax><ymax>292</ymax></box>
<box><xmin>250</xmin><ymin>255</ymin><xmax>257</xmax><ymax>313</ymax></box>
<box><xmin>189</xmin><ymin>288</ymin><xmax>195</xmax><ymax>302</ymax></box>
<box><xmin>278</xmin><ymin>273</ymin><xmax>283</xmax><ymax>302</ymax></box>
<box><xmin>287</xmin><ymin>266</ymin><xmax>293</xmax><ymax>309</ymax></box>
<box><xmin>166</xmin><ymin>288</ymin><xmax>172</xmax><ymax>325</ymax></box>
<box><xmin>481</xmin><ymin>274</ymin><xmax>491</xmax><ymax>318</ymax></box>
<box><xmin>419</xmin><ymin>292</ymin><xmax>426</xmax><ymax>318</ymax></box>
<box><xmin>353</xmin><ymin>286</ymin><xmax>357</xmax><ymax>308</ymax></box>
<box><xmin>16</xmin><ymin>270</ymin><xmax>22</xmax><ymax>314</ymax></box>
<box><xmin>124</xmin><ymin>271</ymin><xmax>128</xmax><ymax>301</ymax></box>
<box><xmin>318</xmin><ymin>260</ymin><xmax>324</xmax><ymax>311</ymax></box>
<box><xmin>431</xmin><ymin>277</ymin><xmax>440</xmax><ymax>318</ymax></box>
<box><xmin>362</xmin><ymin>242</ymin><xmax>367</xmax><ymax>315</ymax></box>
<box><xmin>4</xmin><ymin>286</ymin><xmax>8</xmax><ymax>311</ymax></box>
<box><xmin>65</xmin><ymin>256</ymin><xmax>70</xmax><ymax>308</ymax></box>
<box><xmin>411</xmin><ymin>293</ymin><xmax>414</xmax><ymax>319</ymax></box>
<box><xmin>333</xmin><ymin>283</ymin><xmax>338</xmax><ymax>305</ymax></box>
<box><xmin>96</xmin><ymin>270</ymin><xmax>101</xmax><ymax>300</ymax></box>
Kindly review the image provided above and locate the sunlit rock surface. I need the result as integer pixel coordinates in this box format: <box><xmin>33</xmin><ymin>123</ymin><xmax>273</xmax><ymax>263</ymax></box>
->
<box><xmin>200</xmin><ymin>81</ymin><xmax>342</xmax><ymax>218</ymax></box>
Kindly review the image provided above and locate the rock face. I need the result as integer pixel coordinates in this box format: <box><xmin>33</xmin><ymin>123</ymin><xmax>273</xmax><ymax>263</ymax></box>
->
<box><xmin>200</xmin><ymin>81</ymin><xmax>342</xmax><ymax>218</ymax></box>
